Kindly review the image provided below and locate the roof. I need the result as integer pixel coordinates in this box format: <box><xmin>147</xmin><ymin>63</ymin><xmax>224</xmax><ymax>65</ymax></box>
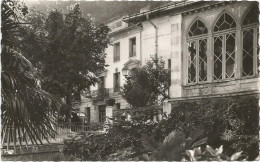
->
<box><xmin>123</xmin><ymin>1</ymin><xmax>196</xmax><ymax>22</ymax></box>
<box><xmin>122</xmin><ymin>1</ymin><xmax>227</xmax><ymax>23</ymax></box>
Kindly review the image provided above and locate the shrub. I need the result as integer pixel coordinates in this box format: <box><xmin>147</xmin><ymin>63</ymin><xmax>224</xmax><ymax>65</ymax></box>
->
<box><xmin>166</xmin><ymin>95</ymin><xmax>259</xmax><ymax>160</ymax></box>
<box><xmin>141</xmin><ymin>126</ymin><xmax>207</xmax><ymax>161</ymax></box>
<box><xmin>62</xmin><ymin>95</ymin><xmax>259</xmax><ymax>160</ymax></box>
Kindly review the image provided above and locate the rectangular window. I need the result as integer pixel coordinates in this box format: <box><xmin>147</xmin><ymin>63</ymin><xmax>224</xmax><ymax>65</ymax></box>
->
<box><xmin>187</xmin><ymin>39</ymin><xmax>207</xmax><ymax>84</ymax></box>
<box><xmin>213</xmin><ymin>33</ymin><xmax>235</xmax><ymax>80</ymax></box>
<box><xmin>114</xmin><ymin>72</ymin><xmax>120</xmax><ymax>92</ymax></box>
<box><xmin>225</xmin><ymin>33</ymin><xmax>235</xmax><ymax>78</ymax></box>
<box><xmin>168</xmin><ymin>59</ymin><xmax>171</xmax><ymax>84</ymax></box>
<box><xmin>129</xmin><ymin>37</ymin><xmax>136</xmax><ymax>57</ymax></box>
<box><xmin>199</xmin><ymin>39</ymin><xmax>207</xmax><ymax>81</ymax></box>
<box><xmin>242</xmin><ymin>28</ymin><xmax>259</xmax><ymax>77</ymax></box>
<box><xmin>85</xmin><ymin>107</ymin><xmax>90</xmax><ymax>123</ymax></box>
<box><xmin>98</xmin><ymin>76</ymin><xmax>105</xmax><ymax>89</ymax></box>
<box><xmin>116</xmin><ymin>103</ymin><xmax>120</xmax><ymax>110</ymax></box>
<box><xmin>214</xmin><ymin>36</ymin><xmax>223</xmax><ymax>80</ymax></box>
<box><xmin>114</xmin><ymin>43</ymin><xmax>120</xmax><ymax>62</ymax></box>
<box><xmin>98</xmin><ymin>105</ymin><xmax>106</xmax><ymax>123</ymax></box>
<box><xmin>188</xmin><ymin>41</ymin><xmax>197</xmax><ymax>83</ymax></box>
<box><xmin>242</xmin><ymin>29</ymin><xmax>254</xmax><ymax>76</ymax></box>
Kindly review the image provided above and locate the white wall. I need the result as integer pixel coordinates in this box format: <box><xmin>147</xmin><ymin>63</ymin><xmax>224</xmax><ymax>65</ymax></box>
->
<box><xmin>90</xmin><ymin>14</ymin><xmax>183</xmax><ymax>101</ymax></box>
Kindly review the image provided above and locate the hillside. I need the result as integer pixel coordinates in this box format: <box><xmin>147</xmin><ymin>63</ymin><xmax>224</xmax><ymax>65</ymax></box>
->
<box><xmin>26</xmin><ymin>1</ymin><xmax>168</xmax><ymax>24</ymax></box>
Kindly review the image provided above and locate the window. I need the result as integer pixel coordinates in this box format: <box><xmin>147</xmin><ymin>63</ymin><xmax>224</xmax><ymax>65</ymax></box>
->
<box><xmin>186</xmin><ymin>6</ymin><xmax>259</xmax><ymax>85</ymax></box>
<box><xmin>242</xmin><ymin>5</ymin><xmax>259</xmax><ymax>77</ymax></box>
<box><xmin>98</xmin><ymin>105</ymin><xmax>106</xmax><ymax>123</ymax></box>
<box><xmin>168</xmin><ymin>59</ymin><xmax>171</xmax><ymax>85</ymax></box>
<box><xmin>214</xmin><ymin>13</ymin><xmax>236</xmax><ymax>32</ymax></box>
<box><xmin>116</xmin><ymin>103</ymin><xmax>120</xmax><ymax>110</ymax></box>
<box><xmin>188</xmin><ymin>19</ymin><xmax>208</xmax><ymax>37</ymax></box>
<box><xmin>213</xmin><ymin>13</ymin><xmax>236</xmax><ymax>80</ymax></box>
<box><xmin>98</xmin><ymin>77</ymin><xmax>105</xmax><ymax>89</ymax></box>
<box><xmin>129</xmin><ymin>37</ymin><xmax>136</xmax><ymax>57</ymax></box>
<box><xmin>114</xmin><ymin>72</ymin><xmax>120</xmax><ymax>92</ymax></box>
<box><xmin>85</xmin><ymin>107</ymin><xmax>90</xmax><ymax>123</ymax></box>
<box><xmin>187</xmin><ymin>19</ymin><xmax>208</xmax><ymax>83</ymax></box>
<box><xmin>114</xmin><ymin>43</ymin><xmax>120</xmax><ymax>62</ymax></box>
<box><xmin>243</xmin><ymin>5</ymin><xmax>258</xmax><ymax>26</ymax></box>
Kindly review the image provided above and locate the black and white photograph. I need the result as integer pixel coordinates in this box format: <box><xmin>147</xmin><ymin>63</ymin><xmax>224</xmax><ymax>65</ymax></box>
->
<box><xmin>1</xmin><ymin>0</ymin><xmax>260</xmax><ymax>161</ymax></box>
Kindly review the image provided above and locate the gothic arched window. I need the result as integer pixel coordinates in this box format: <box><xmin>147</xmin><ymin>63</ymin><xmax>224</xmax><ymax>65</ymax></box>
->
<box><xmin>188</xmin><ymin>19</ymin><xmax>208</xmax><ymax>37</ymax></box>
<box><xmin>187</xmin><ymin>19</ymin><xmax>208</xmax><ymax>83</ymax></box>
<box><xmin>243</xmin><ymin>5</ymin><xmax>259</xmax><ymax>26</ymax></box>
<box><xmin>214</xmin><ymin>13</ymin><xmax>236</xmax><ymax>32</ymax></box>
<box><xmin>213</xmin><ymin>13</ymin><xmax>236</xmax><ymax>80</ymax></box>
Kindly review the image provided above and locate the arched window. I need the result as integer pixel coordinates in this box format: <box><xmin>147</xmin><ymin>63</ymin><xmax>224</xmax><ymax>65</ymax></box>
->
<box><xmin>213</xmin><ymin>13</ymin><xmax>236</xmax><ymax>80</ymax></box>
<box><xmin>188</xmin><ymin>19</ymin><xmax>208</xmax><ymax>37</ymax></box>
<box><xmin>243</xmin><ymin>5</ymin><xmax>259</xmax><ymax>26</ymax></box>
<box><xmin>187</xmin><ymin>19</ymin><xmax>208</xmax><ymax>83</ymax></box>
<box><xmin>214</xmin><ymin>13</ymin><xmax>236</xmax><ymax>32</ymax></box>
<box><xmin>242</xmin><ymin>5</ymin><xmax>259</xmax><ymax>77</ymax></box>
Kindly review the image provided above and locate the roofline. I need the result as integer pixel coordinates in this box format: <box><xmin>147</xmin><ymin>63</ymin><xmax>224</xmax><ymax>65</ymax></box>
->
<box><xmin>108</xmin><ymin>25</ymin><xmax>138</xmax><ymax>36</ymax></box>
<box><xmin>104</xmin><ymin>15</ymin><xmax>125</xmax><ymax>25</ymax></box>
<box><xmin>122</xmin><ymin>1</ymin><xmax>234</xmax><ymax>23</ymax></box>
<box><xmin>123</xmin><ymin>1</ymin><xmax>197</xmax><ymax>22</ymax></box>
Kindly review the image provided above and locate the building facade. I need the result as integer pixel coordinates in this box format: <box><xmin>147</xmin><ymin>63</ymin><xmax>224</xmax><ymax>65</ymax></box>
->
<box><xmin>74</xmin><ymin>1</ymin><xmax>259</xmax><ymax>123</ymax></box>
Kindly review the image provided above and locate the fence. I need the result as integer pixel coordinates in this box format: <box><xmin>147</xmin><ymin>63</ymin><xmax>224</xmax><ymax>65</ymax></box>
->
<box><xmin>1</xmin><ymin>122</ymin><xmax>103</xmax><ymax>152</ymax></box>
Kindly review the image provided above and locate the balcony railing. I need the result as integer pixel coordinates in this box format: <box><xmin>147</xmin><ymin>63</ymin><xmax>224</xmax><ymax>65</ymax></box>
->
<box><xmin>91</xmin><ymin>88</ymin><xmax>109</xmax><ymax>99</ymax></box>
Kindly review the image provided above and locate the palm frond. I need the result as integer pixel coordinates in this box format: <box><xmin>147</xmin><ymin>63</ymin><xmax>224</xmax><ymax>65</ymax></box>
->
<box><xmin>1</xmin><ymin>0</ymin><xmax>65</xmax><ymax>151</ymax></box>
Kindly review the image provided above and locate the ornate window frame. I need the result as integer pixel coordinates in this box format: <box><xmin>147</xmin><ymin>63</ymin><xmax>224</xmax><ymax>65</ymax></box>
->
<box><xmin>212</xmin><ymin>12</ymin><xmax>237</xmax><ymax>81</ymax></box>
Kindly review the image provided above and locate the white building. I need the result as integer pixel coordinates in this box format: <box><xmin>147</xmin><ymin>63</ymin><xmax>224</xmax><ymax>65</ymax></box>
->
<box><xmin>74</xmin><ymin>1</ymin><xmax>259</xmax><ymax>124</ymax></box>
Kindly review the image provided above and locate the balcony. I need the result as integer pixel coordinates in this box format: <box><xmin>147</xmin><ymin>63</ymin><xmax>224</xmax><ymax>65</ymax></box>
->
<box><xmin>91</xmin><ymin>88</ymin><xmax>109</xmax><ymax>99</ymax></box>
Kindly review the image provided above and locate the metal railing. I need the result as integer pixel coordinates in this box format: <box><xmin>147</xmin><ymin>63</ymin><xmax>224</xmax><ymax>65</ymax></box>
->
<box><xmin>91</xmin><ymin>88</ymin><xmax>109</xmax><ymax>99</ymax></box>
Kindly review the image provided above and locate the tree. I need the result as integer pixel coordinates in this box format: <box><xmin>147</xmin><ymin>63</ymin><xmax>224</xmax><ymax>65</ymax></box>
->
<box><xmin>121</xmin><ymin>56</ymin><xmax>170</xmax><ymax>107</ymax></box>
<box><xmin>1</xmin><ymin>0</ymin><xmax>63</xmax><ymax>149</ymax></box>
<box><xmin>20</xmin><ymin>4</ymin><xmax>110</xmax><ymax>120</ymax></box>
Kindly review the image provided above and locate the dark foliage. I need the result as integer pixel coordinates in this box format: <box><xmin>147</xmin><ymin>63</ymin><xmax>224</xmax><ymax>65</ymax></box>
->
<box><xmin>160</xmin><ymin>95</ymin><xmax>259</xmax><ymax>160</ymax></box>
<box><xmin>62</xmin><ymin>94</ymin><xmax>259</xmax><ymax>161</ymax></box>
<box><xmin>1</xmin><ymin>0</ymin><xmax>64</xmax><ymax>148</ymax></box>
<box><xmin>121</xmin><ymin>56</ymin><xmax>170</xmax><ymax>107</ymax></box>
<box><xmin>21</xmin><ymin>4</ymin><xmax>110</xmax><ymax>106</ymax></box>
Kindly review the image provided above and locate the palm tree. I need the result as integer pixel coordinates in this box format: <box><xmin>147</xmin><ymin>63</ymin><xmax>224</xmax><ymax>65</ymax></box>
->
<box><xmin>1</xmin><ymin>0</ymin><xmax>64</xmax><ymax>151</ymax></box>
